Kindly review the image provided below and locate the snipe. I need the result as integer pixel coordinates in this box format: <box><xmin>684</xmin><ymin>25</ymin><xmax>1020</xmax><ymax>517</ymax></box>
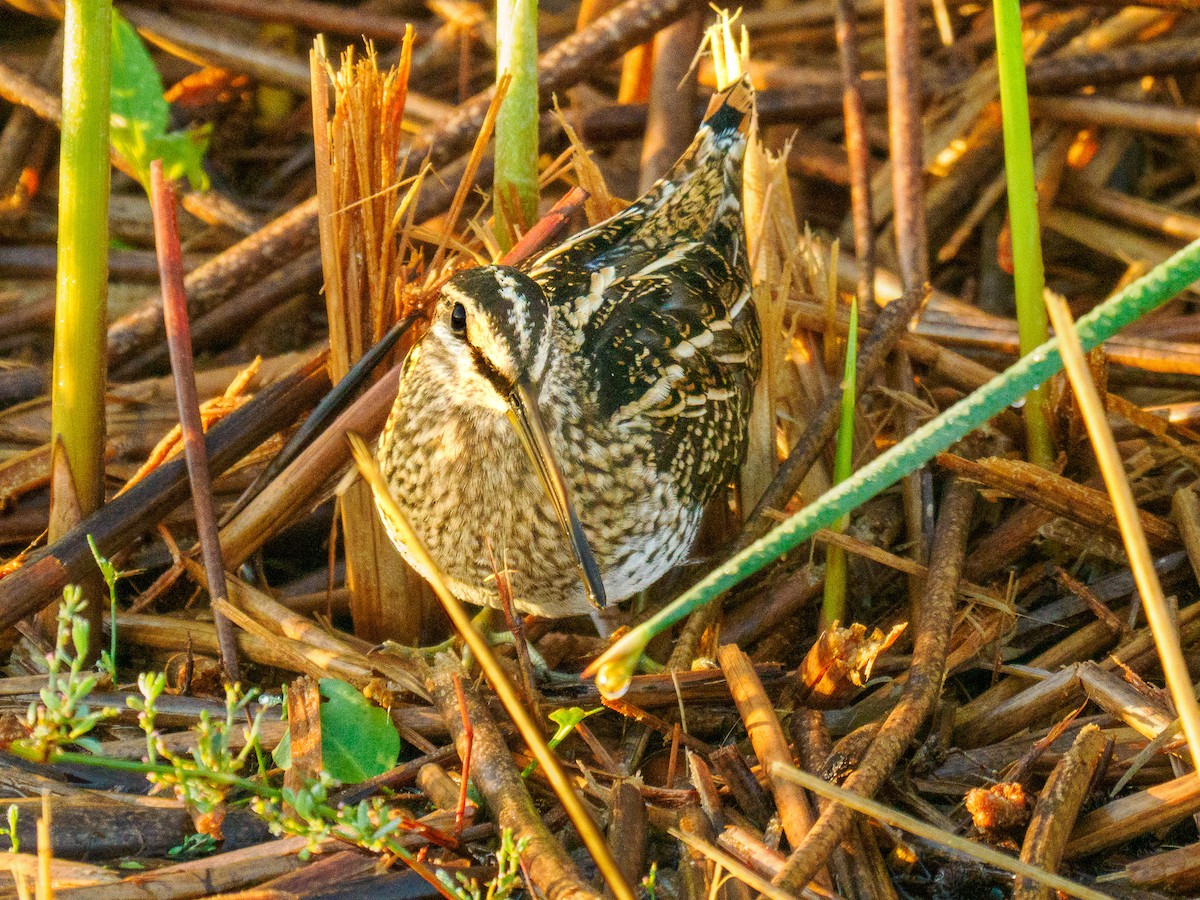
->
<box><xmin>376</xmin><ymin>78</ymin><xmax>761</xmax><ymax>618</ymax></box>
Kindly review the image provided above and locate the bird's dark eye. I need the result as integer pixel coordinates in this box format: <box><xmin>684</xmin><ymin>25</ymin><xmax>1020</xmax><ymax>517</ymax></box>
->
<box><xmin>450</xmin><ymin>302</ymin><xmax>467</xmax><ymax>335</ymax></box>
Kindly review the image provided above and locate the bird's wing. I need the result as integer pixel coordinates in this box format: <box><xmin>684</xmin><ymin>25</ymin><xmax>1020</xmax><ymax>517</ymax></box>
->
<box><xmin>527</xmin><ymin>78</ymin><xmax>759</xmax><ymax>502</ymax></box>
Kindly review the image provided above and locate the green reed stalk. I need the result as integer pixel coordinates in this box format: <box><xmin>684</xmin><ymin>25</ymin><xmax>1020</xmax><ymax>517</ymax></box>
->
<box><xmin>993</xmin><ymin>0</ymin><xmax>1054</xmax><ymax>468</ymax></box>
<box><xmin>494</xmin><ymin>0</ymin><xmax>539</xmax><ymax>252</ymax></box>
<box><xmin>822</xmin><ymin>299</ymin><xmax>858</xmax><ymax>626</ymax></box>
<box><xmin>50</xmin><ymin>0</ymin><xmax>112</xmax><ymax>535</ymax></box>
<box><xmin>587</xmin><ymin>237</ymin><xmax>1200</xmax><ymax>698</ymax></box>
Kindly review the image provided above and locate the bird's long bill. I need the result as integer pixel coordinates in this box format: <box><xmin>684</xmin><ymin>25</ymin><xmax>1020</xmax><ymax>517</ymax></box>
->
<box><xmin>506</xmin><ymin>377</ymin><xmax>607</xmax><ymax>610</ymax></box>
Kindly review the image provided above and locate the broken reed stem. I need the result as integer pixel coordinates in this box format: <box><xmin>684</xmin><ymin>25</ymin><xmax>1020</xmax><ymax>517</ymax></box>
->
<box><xmin>312</xmin><ymin>35</ymin><xmax>433</xmax><ymax>644</ymax></box>
<box><xmin>771</xmin><ymin>765</ymin><xmax>1110</xmax><ymax>900</ymax></box>
<box><xmin>1014</xmin><ymin>724</ymin><xmax>1108</xmax><ymax>900</ymax></box>
<box><xmin>993</xmin><ymin>0</ymin><xmax>1054</xmax><ymax>467</ymax></box>
<box><xmin>1044</xmin><ymin>290</ymin><xmax>1200</xmax><ymax>767</ymax></box>
<box><xmin>150</xmin><ymin>161</ymin><xmax>241</xmax><ymax>684</ymax></box>
<box><xmin>772</xmin><ymin>479</ymin><xmax>974</xmax><ymax>892</ymax></box>
<box><xmin>347</xmin><ymin>435</ymin><xmax>635</xmax><ymax>900</ymax></box>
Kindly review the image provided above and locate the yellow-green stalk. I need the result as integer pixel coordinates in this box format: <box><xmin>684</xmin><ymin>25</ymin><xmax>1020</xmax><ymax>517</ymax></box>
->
<box><xmin>822</xmin><ymin>299</ymin><xmax>858</xmax><ymax>626</ymax></box>
<box><xmin>993</xmin><ymin>0</ymin><xmax>1054</xmax><ymax>467</ymax></box>
<box><xmin>51</xmin><ymin>0</ymin><xmax>112</xmax><ymax>534</ymax></box>
<box><xmin>493</xmin><ymin>0</ymin><xmax>539</xmax><ymax>251</ymax></box>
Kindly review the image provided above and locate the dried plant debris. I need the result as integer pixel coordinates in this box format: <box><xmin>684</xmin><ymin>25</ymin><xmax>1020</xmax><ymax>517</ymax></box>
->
<box><xmin>796</xmin><ymin>620</ymin><xmax>907</xmax><ymax>710</ymax></box>
<box><xmin>965</xmin><ymin>781</ymin><xmax>1032</xmax><ymax>837</ymax></box>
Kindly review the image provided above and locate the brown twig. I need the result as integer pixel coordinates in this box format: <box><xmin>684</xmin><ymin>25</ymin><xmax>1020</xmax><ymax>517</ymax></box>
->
<box><xmin>133</xmin><ymin>0</ymin><xmax>429</xmax><ymax>42</ymax></box>
<box><xmin>429</xmin><ymin>654</ymin><xmax>602</xmax><ymax>900</ymax></box>
<box><xmin>150</xmin><ymin>161</ymin><xmax>241</xmax><ymax>684</ymax></box>
<box><xmin>835</xmin><ymin>0</ymin><xmax>875</xmax><ymax>310</ymax></box>
<box><xmin>718</xmin><ymin>644</ymin><xmax>827</xmax><ymax>887</ymax></box>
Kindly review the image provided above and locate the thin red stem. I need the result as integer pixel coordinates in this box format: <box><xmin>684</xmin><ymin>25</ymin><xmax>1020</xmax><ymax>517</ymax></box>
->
<box><xmin>149</xmin><ymin>160</ymin><xmax>242</xmax><ymax>685</ymax></box>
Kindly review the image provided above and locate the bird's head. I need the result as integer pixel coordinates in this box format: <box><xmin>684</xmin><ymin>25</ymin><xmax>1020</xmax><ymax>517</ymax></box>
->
<box><xmin>418</xmin><ymin>264</ymin><xmax>605</xmax><ymax>610</ymax></box>
<box><xmin>430</xmin><ymin>266</ymin><xmax>552</xmax><ymax>411</ymax></box>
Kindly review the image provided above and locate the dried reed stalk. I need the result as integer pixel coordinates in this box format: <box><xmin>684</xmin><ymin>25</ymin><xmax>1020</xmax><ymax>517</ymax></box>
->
<box><xmin>741</xmin><ymin>126</ymin><xmax>799</xmax><ymax>511</ymax></box>
<box><xmin>311</xmin><ymin>37</ymin><xmax>434</xmax><ymax>644</ymax></box>
<box><xmin>1044</xmin><ymin>290</ymin><xmax>1200</xmax><ymax>766</ymax></box>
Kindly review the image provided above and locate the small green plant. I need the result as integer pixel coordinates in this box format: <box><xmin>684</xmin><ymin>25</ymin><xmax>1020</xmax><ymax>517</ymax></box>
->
<box><xmin>252</xmin><ymin>773</ymin><xmax>406</xmax><ymax>857</ymax></box>
<box><xmin>642</xmin><ymin>862</ymin><xmax>658</xmax><ymax>900</ymax></box>
<box><xmin>87</xmin><ymin>535</ymin><xmax>122</xmax><ymax>681</ymax></box>
<box><xmin>0</xmin><ymin>805</ymin><xmax>19</xmax><ymax>853</ymax></box>
<box><xmin>521</xmin><ymin>707</ymin><xmax>600</xmax><ymax>778</ymax></box>
<box><xmin>438</xmin><ymin>829</ymin><xmax>529</xmax><ymax>900</ymax></box>
<box><xmin>167</xmin><ymin>832</ymin><xmax>218</xmax><ymax>859</ymax></box>
<box><xmin>12</xmin><ymin>584</ymin><xmax>495</xmax><ymax>892</ymax></box>
<box><xmin>14</xmin><ymin>587</ymin><xmax>117</xmax><ymax>761</ymax></box>
<box><xmin>130</xmin><ymin>673</ymin><xmax>272</xmax><ymax>816</ymax></box>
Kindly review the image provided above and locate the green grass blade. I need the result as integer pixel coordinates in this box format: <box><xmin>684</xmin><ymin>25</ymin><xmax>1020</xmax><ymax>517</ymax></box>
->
<box><xmin>993</xmin><ymin>0</ymin><xmax>1054</xmax><ymax>467</ymax></box>
<box><xmin>822</xmin><ymin>299</ymin><xmax>858</xmax><ymax>626</ymax></box>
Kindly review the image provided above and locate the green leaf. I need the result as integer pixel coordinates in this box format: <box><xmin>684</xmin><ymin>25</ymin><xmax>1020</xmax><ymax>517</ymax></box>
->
<box><xmin>273</xmin><ymin>679</ymin><xmax>400</xmax><ymax>784</ymax></box>
<box><xmin>109</xmin><ymin>11</ymin><xmax>210</xmax><ymax>191</ymax></box>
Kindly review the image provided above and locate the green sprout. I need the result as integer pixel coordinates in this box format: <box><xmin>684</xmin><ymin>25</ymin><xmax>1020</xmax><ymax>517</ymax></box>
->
<box><xmin>14</xmin><ymin>587</ymin><xmax>118</xmax><ymax>761</ymax></box>
<box><xmin>438</xmin><ymin>829</ymin><xmax>529</xmax><ymax>900</ymax></box>
<box><xmin>521</xmin><ymin>707</ymin><xmax>601</xmax><ymax>778</ymax></box>
<box><xmin>822</xmin><ymin>299</ymin><xmax>858</xmax><ymax>626</ymax></box>
<box><xmin>87</xmin><ymin>535</ymin><xmax>122</xmax><ymax>681</ymax></box>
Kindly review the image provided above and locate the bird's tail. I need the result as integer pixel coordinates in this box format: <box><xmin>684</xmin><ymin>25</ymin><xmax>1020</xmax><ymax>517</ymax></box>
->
<box><xmin>700</xmin><ymin>75</ymin><xmax>755</xmax><ymax>141</ymax></box>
